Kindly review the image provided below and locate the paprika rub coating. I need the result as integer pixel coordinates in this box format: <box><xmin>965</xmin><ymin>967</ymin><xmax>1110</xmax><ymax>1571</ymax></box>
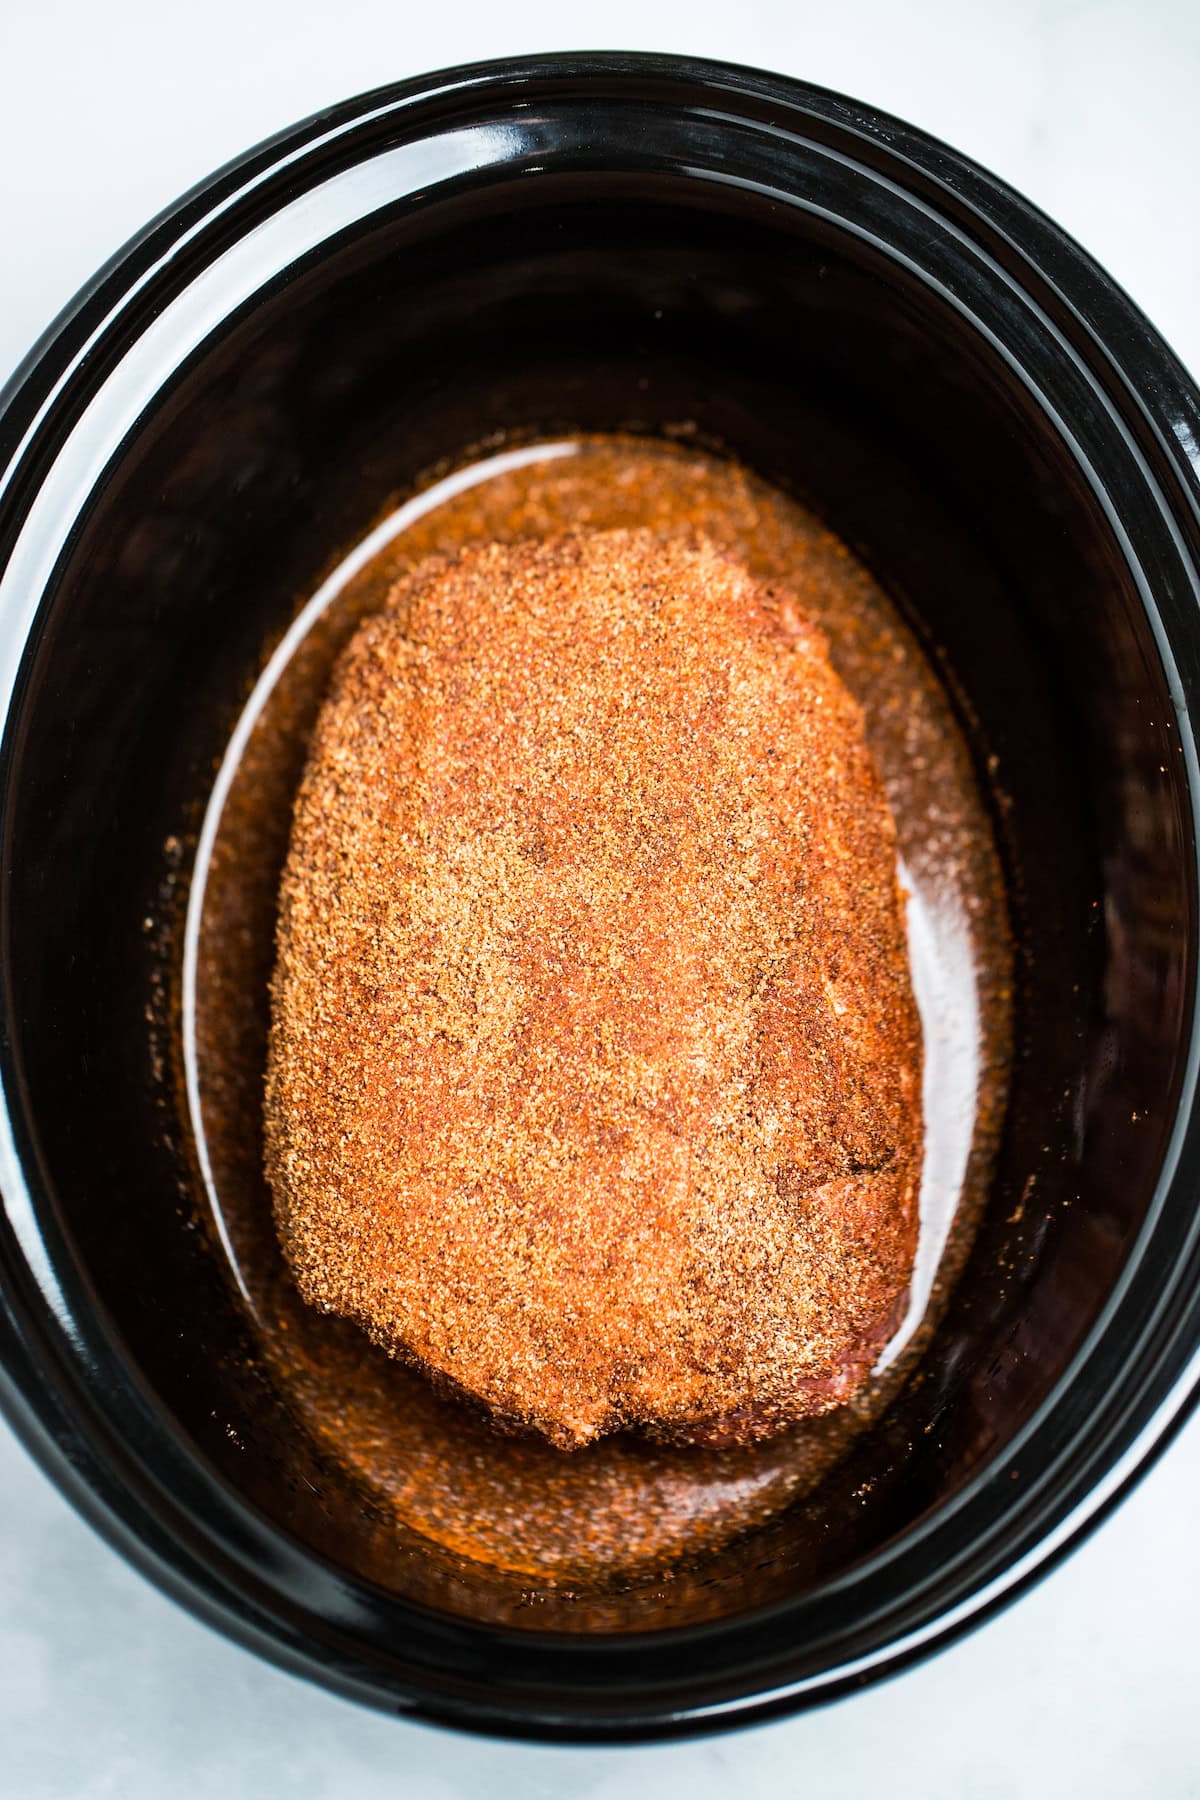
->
<box><xmin>264</xmin><ymin>529</ymin><xmax>923</xmax><ymax>1450</ymax></box>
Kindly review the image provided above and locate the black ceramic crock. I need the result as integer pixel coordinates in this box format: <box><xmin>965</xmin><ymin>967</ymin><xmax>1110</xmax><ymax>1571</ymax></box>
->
<box><xmin>2</xmin><ymin>53</ymin><xmax>1200</xmax><ymax>1741</ymax></box>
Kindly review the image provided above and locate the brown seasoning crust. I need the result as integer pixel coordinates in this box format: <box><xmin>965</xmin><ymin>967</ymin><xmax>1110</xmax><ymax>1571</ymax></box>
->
<box><xmin>265</xmin><ymin>529</ymin><xmax>922</xmax><ymax>1450</ymax></box>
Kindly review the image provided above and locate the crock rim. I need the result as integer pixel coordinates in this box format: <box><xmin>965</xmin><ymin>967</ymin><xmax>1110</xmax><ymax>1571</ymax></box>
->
<box><xmin>2</xmin><ymin>51</ymin><xmax>1200</xmax><ymax>1741</ymax></box>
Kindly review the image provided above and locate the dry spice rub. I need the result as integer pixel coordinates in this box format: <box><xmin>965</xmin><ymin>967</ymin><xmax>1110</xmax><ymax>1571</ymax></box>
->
<box><xmin>265</xmin><ymin>528</ymin><xmax>923</xmax><ymax>1450</ymax></box>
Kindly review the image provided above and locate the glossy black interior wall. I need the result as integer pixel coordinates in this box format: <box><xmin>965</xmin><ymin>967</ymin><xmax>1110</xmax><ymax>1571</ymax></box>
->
<box><xmin>6</xmin><ymin>169</ymin><xmax>1186</xmax><ymax>1608</ymax></box>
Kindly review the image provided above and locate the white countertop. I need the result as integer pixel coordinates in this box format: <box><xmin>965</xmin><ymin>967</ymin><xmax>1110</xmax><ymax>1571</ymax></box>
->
<box><xmin>3</xmin><ymin>2</ymin><xmax>1200</xmax><ymax>1793</ymax></box>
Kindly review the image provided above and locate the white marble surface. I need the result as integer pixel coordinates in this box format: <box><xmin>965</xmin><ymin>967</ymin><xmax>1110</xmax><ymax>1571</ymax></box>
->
<box><xmin>3</xmin><ymin>2</ymin><xmax>1200</xmax><ymax>1793</ymax></box>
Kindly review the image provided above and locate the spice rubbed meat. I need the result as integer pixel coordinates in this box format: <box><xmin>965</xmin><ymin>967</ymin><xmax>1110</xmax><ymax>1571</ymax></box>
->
<box><xmin>265</xmin><ymin>529</ymin><xmax>923</xmax><ymax>1450</ymax></box>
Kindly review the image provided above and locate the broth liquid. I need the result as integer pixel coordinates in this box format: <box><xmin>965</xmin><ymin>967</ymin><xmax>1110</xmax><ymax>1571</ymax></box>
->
<box><xmin>183</xmin><ymin>436</ymin><xmax>1011</xmax><ymax>1598</ymax></box>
